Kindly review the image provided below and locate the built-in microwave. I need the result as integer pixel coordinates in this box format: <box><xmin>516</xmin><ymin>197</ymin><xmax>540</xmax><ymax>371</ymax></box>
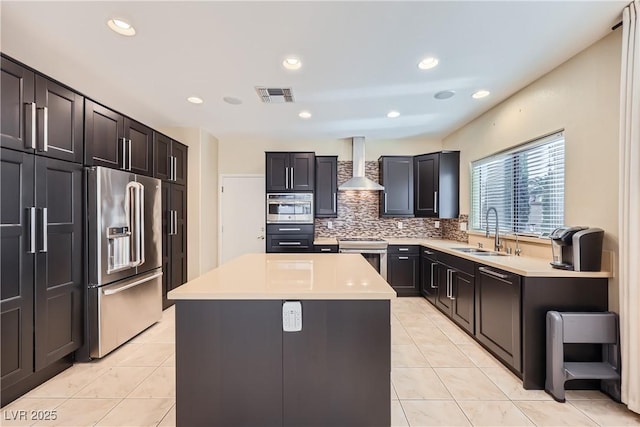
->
<box><xmin>266</xmin><ymin>193</ymin><xmax>314</xmax><ymax>224</ymax></box>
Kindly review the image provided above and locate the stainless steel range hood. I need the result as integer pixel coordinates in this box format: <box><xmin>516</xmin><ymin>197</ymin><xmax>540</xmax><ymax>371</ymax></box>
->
<box><xmin>338</xmin><ymin>137</ymin><xmax>384</xmax><ymax>191</ymax></box>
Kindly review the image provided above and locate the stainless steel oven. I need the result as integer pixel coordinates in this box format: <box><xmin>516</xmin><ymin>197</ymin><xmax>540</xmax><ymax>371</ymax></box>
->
<box><xmin>338</xmin><ymin>238</ymin><xmax>388</xmax><ymax>280</ymax></box>
<box><xmin>266</xmin><ymin>193</ymin><xmax>314</xmax><ymax>224</ymax></box>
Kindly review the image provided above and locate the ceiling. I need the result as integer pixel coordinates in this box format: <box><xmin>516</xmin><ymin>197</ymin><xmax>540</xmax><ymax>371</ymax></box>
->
<box><xmin>1</xmin><ymin>1</ymin><xmax>626</xmax><ymax>142</ymax></box>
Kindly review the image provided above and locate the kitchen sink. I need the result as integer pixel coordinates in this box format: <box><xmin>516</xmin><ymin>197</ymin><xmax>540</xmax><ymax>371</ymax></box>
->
<box><xmin>451</xmin><ymin>247</ymin><xmax>509</xmax><ymax>256</ymax></box>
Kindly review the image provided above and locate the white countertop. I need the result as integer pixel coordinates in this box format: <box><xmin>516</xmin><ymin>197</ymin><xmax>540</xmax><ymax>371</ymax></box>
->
<box><xmin>312</xmin><ymin>236</ymin><xmax>612</xmax><ymax>278</ymax></box>
<box><xmin>168</xmin><ymin>253</ymin><xmax>397</xmax><ymax>300</ymax></box>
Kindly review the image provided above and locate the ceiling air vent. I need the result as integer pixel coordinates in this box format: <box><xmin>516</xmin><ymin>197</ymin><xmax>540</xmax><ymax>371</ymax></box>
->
<box><xmin>255</xmin><ymin>87</ymin><xmax>294</xmax><ymax>103</ymax></box>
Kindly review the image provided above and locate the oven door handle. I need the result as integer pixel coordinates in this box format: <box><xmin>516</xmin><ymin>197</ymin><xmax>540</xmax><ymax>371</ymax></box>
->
<box><xmin>339</xmin><ymin>249</ymin><xmax>387</xmax><ymax>254</ymax></box>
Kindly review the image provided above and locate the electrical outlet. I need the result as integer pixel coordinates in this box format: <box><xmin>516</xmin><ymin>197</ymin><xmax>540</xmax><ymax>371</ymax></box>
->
<box><xmin>459</xmin><ymin>222</ymin><xmax>467</xmax><ymax>231</ymax></box>
<box><xmin>327</xmin><ymin>221</ymin><xmax>333</xmax><ymax>229</ymax></box>
<box><xmin>434</xmin><ymin>221</ymin><xmax>440</xmax><ymax>229</ymax></box>
<box><xmin>397</xmin><ymin>222</ymin><xmax>403</xmax><ymax>229</ymax></box>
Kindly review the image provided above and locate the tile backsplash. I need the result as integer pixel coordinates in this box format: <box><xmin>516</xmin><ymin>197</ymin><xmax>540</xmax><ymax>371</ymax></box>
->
<box><xmin>315</xmin><ymin>161</ymin><xmax>466</xmax><ymax>240</ymax></box>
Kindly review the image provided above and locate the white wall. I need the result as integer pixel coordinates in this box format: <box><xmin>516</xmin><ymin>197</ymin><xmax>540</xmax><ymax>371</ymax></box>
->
<box><xmin>161</xmin><ymin>127</ymin><xmax>219</xmax><ymax>279</ymax></box>
<box><xmin>217</xmin><ymin>136</ymin><xmax>442</xmax><ymax>175</ymax></box>
<box><xmin>443</xmin><ymin>30</ymin><xmax>622</xmax><ymax>311</ymax></box>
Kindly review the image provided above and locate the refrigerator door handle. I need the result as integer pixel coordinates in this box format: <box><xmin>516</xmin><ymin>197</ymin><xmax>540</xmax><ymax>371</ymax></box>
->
<box><xmin>127</xmin><ymin>182</ymin><xmax>144</xmax><ymax>267</ymax></box>
<box><xmin>103</xmin><ymin>271</ymin><xmax>163</xmax><ymax>295</ymax></box>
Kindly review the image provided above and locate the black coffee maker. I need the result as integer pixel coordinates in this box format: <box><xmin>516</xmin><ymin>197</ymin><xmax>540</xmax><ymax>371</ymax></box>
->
<box><xmin>550</xmin><ymin>226</ymin><xmax>604</xmax><ymax>271</ymax></box>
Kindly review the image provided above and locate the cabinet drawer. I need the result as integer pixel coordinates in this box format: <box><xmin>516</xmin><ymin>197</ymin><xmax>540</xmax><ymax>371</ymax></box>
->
<box><xmin>314</xmin><ymin>245</ymin><xmax>338</xmax><ymax>253</ymax></box>
<box><xmin>388</xmin><ymin>245</ymin><xmax>420</xmax><ymax>255</ymax></box>
<box><xmin>439</xmin><ymin>251</ymin><xmax>475</xmax><ymax>276</ymax></box>
<box><xmin>267</xmin><ymin>224</ymin><xmax>314</xmax><ymax>235</ymax></box>
<box><xmin>266</xmin><ymin>234</ymin><xmax>314</xmax><ymax>252</ymax></box>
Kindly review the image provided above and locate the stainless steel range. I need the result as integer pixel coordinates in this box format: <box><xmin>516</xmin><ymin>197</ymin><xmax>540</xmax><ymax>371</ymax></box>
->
<box><xmin>338</xmin><ymin>238</ymin><xmax>388</xmax><ymax>280</ymax></box>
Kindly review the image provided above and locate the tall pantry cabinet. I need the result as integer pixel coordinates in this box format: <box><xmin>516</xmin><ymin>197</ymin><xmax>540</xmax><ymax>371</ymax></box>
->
<box><xmin>154</xmin><ymin>133</ymin><xmax>188</xmax><ymax>309</ymax></box>
<box><xmin>1</xmin><ymin>56</ymin><xmax>84</xmax><ymax>406</ymax></box>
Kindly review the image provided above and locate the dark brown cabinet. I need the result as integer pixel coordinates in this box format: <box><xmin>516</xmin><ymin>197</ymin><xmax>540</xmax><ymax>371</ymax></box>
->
<box><xmin>475</xmin><ymin>265</ymin><xmax>521</xmax><ymax>372</ymax></box>
<box><xmin>314</xmin><ymin>244</ymin><xmax>338</xmax><ymax>253</ymax></box>
<box><xmin>162</xmin><ymin>183</ymin><xmax>188</xmax><ymax>309</ymax></box>
<box><xmin>154</xmin><ymin>132</ymin><xmax>188</xmax><ymax>185</ymax></box>
<box><xmin>434</xmin><ymin>252</ymin><xmax>475</xmax><ymax>335</ymax></box>
<box><xmin>1</xmin><ymin>56</ymin><xmax>84</xmax><ymax>163</ymax></box>
<box><xmin>387</xmin><ymin>245</ymin><xmax>420</xmax><ymax>296</ymax></box>
<box><xmin>266</xmin><ymin>152</ymin><xmax>315</xmax><ymax>192</ymax></box>
<box><xmin>1</xmin><ymin>148</ymin><xmax>83</xmax><ymax>402</ymax></box>
<box><xmin>414</xmin><ymin>151</ymin><xmax>459</xmax><ymax>218</ymax></box>
<box><xmin>420</xmin><ymin>248</ymin><xmax>439</xmax><ymax>304</ymax></box>
<box><xmin>379</xmin><ymin>156</ymin><xmax>414</xmax><ymax>217</ymax></box>
<box><xmin>314</xmin><ymin>156</ymin><xmax>337</xmax><ymax>217</ymax></box>
<box><xmin>85</xmin><ymin>100</ymin><xmax>154</xmax><ymax>176</ymax></box>
<box><xmin>175</xmin><ymin>299</ymin><xmax>390</xmax><ymax>426</ymax></box>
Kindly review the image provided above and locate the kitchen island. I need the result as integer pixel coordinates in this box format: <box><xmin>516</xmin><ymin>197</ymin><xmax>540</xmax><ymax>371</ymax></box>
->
<box><xmin>168</xmin><ymin>253</ymin><xmax>396</xmax><ymax>427</ymax></box>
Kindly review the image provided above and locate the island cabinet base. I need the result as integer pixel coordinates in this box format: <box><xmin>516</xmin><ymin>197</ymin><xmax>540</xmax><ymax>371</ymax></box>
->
<box><xmin>175</xmin><ymin>299</ymin><xmax>391</xmax><ymax>427</ymax></box>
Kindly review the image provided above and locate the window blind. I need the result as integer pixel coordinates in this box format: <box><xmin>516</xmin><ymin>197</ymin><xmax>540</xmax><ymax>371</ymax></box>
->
<box><xmin>471</xmin><ymin>132</ymin><xmax>565</xmax><ymax>236</ymax></box>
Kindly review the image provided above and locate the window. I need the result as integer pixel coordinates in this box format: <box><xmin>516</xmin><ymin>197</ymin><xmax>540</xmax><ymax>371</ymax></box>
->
<box><xmin>471</xmin><ymin>131</ymin><xmax>565</xmax><ymax>236</ymax></box>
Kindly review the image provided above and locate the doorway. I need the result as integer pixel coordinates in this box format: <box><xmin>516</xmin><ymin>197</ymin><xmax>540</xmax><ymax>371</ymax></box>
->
<box><xmin>219</xmin><ymin>175</ymin><xmax>266</xmax><ymax>265</ymax></box>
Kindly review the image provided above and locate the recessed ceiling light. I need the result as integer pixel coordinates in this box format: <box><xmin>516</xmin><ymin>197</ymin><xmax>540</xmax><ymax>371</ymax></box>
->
<box><xmin>418</xmin><ymin>57</ymin><xmax>439</xmax><ymax>70</ymax></box>
<box><xmin>387</xmin><ymin>111</ymin><xmax>400</xmax><ymax>118</ymax></box>
<box><xmin>107</xmin><ymin>18</ymin><xmax>136</xmax><ymax>36</ymax></box>
<box><xmin>187</xmin><ymin>96</ymin><xmax>204</xmax><ymax>104</ymax></box>
<box><xmin>283</xmin><ymin>57</ymin><xmax>302</xmax><ymax>70</ymax></box>
<box><xmin>299</xmin><ymin>111</ymin><xmax>312</xmax><ymax>119</ymax></box>
<box><xmin>223</xmin><ymin>96</ymin><xmax>243</xmax><ymax>105</ymax></box>
<box><xmin>434</xmin><ymin>90</ymin><xmax>456</xmax><ymax>100</ymax></box>
<box><xmin>472</xmin><ymin>90</ymin><xmax>491</xmax><ymax>99</ymax></box>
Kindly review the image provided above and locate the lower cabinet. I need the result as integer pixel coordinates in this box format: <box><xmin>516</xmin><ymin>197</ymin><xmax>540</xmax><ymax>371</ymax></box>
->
<box><xmin>387</xmin><ymin>245</ymin><xmax>420</xmax><ymax>296</ymax></box>
<box><xmin>420</xmin><ymin>248</ymin><xmax>439</xmax><ymax>304</ymax></box>
<box><xmin>1</xmin><ymin>148</ymin><xmax>83</xmax><ymax>405</ymax></box>
<box><xmin>314</xmin><ymin>244</ymin><xmax>338</xmax><ymax>253</ymax></box>
<box><xmin>266</xmin><ymin>224</ymin><xmax>314</xmax><ymax>253</ymax></box>
<box><xmin>434</xmin><ymin>252</ymin><xmax>475</xmax><ymax>335</ymax></box>
<box><xmin>162</xmin><ymin>182</ymin><xmax>187</xmax><ymax>309</ymax></box>
<box><xmin>475</xmin><ymin>265</ymin><xmax>521</xmax><ymax>372</ymax></box>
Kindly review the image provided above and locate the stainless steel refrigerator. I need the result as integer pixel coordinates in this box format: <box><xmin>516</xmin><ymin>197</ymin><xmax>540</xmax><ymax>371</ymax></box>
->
<box><xmin>87</xmin><ymin>166</ymin><xmax>162</xmax><ymax>358</ymax></box>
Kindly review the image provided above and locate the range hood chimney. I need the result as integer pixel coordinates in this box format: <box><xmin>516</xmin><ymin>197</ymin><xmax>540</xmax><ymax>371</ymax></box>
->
<box><xmin>338</xmin><ymin>137</ymin><xmax>384</xmax><ymax>191</ymax></box>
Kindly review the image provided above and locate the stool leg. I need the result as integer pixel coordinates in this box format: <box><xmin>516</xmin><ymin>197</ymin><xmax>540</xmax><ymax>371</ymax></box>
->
<box><xmin>545</xmin><ymin>312</ymin><xmax>566</xmax><ymax>402</ymax></box>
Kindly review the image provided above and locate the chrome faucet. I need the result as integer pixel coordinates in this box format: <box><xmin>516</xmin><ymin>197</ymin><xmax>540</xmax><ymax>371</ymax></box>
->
<box><xmin>485</xmin><ymin>207</ymin><xmax>501</xmax><ymax>251</ymax></box>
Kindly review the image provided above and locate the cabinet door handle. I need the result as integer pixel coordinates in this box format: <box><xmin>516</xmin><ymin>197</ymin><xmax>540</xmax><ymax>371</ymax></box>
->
<box><xmin>120</xmin><ymin>137</ymin><xmax>127</xmax><ymax>170</ymax></box>
<box><xmin>333</xmin><ymin>193</ymin><xmax>337</xmax><ymax>211</ymax></box>
<box><xmin>169</xmin><ymin>156</ymin><xmax>174</xmax><ymax>180</ymax></box>
<box><xmin>430</xmin><ymin>263</ymin><xmax>438</xmax><ymax>288</ymax></box>
<box><xmin>278</xmin><ymin>227</ymin><xmax>301</xmax><ymax>232</ymax></box>
<box><xmin>320</xmin><ymin>248</ymin><xmax>331</xmax><ymax>252</ymax></box>
<box><xmin>291</xmin><ymin>167</ymin><xmax>294</xmax><ymax>188</ymax></box>
<box><xmin>128</xmin><ymin>139</ymin><xmax>132</xmax><ymax>171</ymax></box>
<box><xmin>398</xmin><ymin>256</ymin><xmax>409</xmax><ymax>260</ymax></box>
<box><xmin>173</xmin><ymin>156</ymin><xmax>178</xmax><ymax>181</ymax></box>
<box><xmin>399</xmin><ymin>248</ymin><xmax>409</xmax><ymax>251</ymax></box>
<box><xmin>424</xmin><ymin>250</ymin><xmax>435</xmax><ymax>255</ymax></box>
<box><xmin>279</xmin><ymin>241</ymin><xmax>302</xmax><ymax>246</ymax></box>
<box><xmin>478</xmin><ymin>266</ymin><xmax>509</xmax><ymax>280</ymax></box>
<box><xmin>27</xmin><ymin>102</ymin><xmax>37</xmax><ymax>149</ymax></box>
<box><xmin>384</xmin><ymin>193</ymin><xmax>388</xmax><ymax>212</ymax></box>
<box><xmin>40</xmin><ymin>208</ymin><xmax>48</xmax><ymax>252</ymax></box>
<box><xmin>285</xmin><ymin>167</ymin><xmax>289</xmax><ymax>189</ymax></box>
<box><xmin>449</xmin><ymin>270</ymin><xmax>456</xmax><ymax>300</ymax></box>
<box><xmin>27</xmin><ymin>207</ymin><xmax>36</xmax><ymax>253</ymax></box>
<box><xmin>447</xmin><ymin>269</ymin><xmax>454</xmax><ymax>299</ymax></box>
<box><xmin>434</xmin><ymin>191</ymin><xmax>438</xmax><ymax>214</ymax></box>
<box><xmin>37</xmin><ymin>107</ymin><xmax>49</xmax><ymax>151</ymax></box>
<box><xmin>173</xmin><ymin>211</ymin><xmax>178</xmax><ymax>236</ymax></box>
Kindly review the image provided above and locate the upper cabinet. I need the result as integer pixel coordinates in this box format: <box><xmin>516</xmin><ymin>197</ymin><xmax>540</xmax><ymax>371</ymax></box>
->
<box><xmin>1</xmin><ymin>56</ymin><xmax>83</xmax><ymax>163</ymax></box>
<box><xmin>414</xmin><ymin>151</ymin><xmax>459</xmax><ymax>218</ymax></box>
<box><xmin>266</xmin><ymin>152</ymin><xmax>315</xmax><ymax>192</ymax></box>
<box><xmin>379</xmin><ymin>156</ymin><xmax>414</xmax><ymax>217</ymax></box>
<box><xmin>315</xmin><ymin>156</ymin><xmax>337</xmax><ymax>217</ymax></box>
<box><xmin>153</xmin><ymin>132</ymin><xmax>188</xmax><ymax>185</ymax></box>
<box><xmin>85</xmin><ymin>99</ymin><xmax>154</xmax><ymax>176</ymax></box>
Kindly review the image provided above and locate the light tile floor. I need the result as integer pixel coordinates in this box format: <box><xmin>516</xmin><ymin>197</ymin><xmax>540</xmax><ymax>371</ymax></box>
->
<box><xmin>2</xmin><ymin>297</ymin><xmax>639</xmax><ymax>426</ymax></box>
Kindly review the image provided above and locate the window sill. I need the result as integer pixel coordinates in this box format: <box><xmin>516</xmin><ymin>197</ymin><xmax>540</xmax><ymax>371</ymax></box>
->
<box><xmin>466</xmin><ymin>230</ymin><xmax>552</xmax><ymax>245</ymax></box>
